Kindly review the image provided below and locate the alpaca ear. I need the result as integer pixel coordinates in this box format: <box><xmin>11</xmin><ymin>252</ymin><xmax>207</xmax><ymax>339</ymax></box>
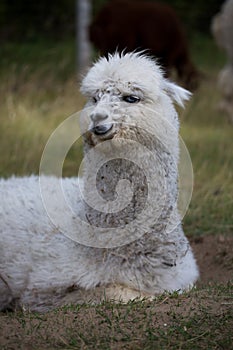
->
<box><xmin>163</xmin><ymin>80</ymin><xmax>192</xmax><ymax>107</ymax></box>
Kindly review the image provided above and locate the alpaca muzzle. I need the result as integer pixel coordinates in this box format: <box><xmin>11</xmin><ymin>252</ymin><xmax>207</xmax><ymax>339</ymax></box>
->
<box><xmin>90</xmin><ymin>109</ymin><xmax>113</xmax><ymax>135</ymax></box>
<box><xmin>92</xmin><ymin>123</ymin><xmax>113</xmax><ymax>135</ymax></box>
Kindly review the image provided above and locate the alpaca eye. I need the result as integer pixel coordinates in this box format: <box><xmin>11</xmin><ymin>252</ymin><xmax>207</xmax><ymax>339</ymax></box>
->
<box><xmin>123</xmin><ymin>95</ymin><xmax>140</xmax><ymax>103</ymax></box>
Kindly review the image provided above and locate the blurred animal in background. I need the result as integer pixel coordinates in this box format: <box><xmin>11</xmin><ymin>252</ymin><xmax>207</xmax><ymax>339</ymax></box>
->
<box><xmin>89</xmin><ymin>0</ymin><xmax>199</xmax><ymax>90</ymax></box>
<box><xmin>211</xmin><ymin>0</ymin><xmax>233</xmax><ymax>123</ymax></box>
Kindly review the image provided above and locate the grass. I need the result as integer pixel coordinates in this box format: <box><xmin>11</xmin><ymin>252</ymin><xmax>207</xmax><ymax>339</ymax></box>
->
<box><xmin>1</xmin><ymin>284</ymin><xmax>232</xmax><ymax>349</ymax></box>
<box><xmin>0</xmin><ymin>35</ymin><xmax>232</xmax><ymax>235</ymax></box>
<box><xmin>0</xmin><ymin>38</ymin><xmax>85</xmax><ymax>177</ymax></box>
<box><xmin>0</xmin><ymin>34</ymin><xmax>232</xmax><ymax>349</ymax></box>
<box><xmin>181</xmin><ymin>82</ymin><xmax>233</xmax><ymax>236</ymax></box>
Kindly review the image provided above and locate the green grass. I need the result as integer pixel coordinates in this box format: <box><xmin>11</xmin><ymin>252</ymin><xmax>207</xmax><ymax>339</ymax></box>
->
<box><xmin>180</xmin><ymin>80</ymin><xmax>233</xmax><ymax>236</ymax></box>
<box><xmin>1</xmin><ymin>284</ymin><xmax>232</xmax><ymax>349</ymax></box>
<box><xmin>0</xmin><ymin>34</ymin><xmax>232</xmax><ymax>349</ymax></box>
<box><xmin>190</xmin><ymin>33</ymin><xmax>227</xmax><ymax>72</ymax></box>
<box><xmin>0</xmin><ymin>39</ymin><xmax>76</xmax><ymax>80</ymax></box>
<box><xmin>0</xmin><ymin>38</ymin><xmax>84</xmax><ymax>177</ymax></box>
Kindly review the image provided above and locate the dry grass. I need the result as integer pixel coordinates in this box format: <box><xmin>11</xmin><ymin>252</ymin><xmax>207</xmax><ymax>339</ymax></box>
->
<box><xmin>0</xmin><ymin>36</ymin><xmax>232</xmax><ymax>235</ymax></box>
<box><xmin>0</xmin><ymin>40</ymin><xmax>85</xmax><ymax>177</ymax></box>
<box><xmin>180</xmin><ymin>80</ymin><xmax>233</xmax><ymax>236</ymax></box>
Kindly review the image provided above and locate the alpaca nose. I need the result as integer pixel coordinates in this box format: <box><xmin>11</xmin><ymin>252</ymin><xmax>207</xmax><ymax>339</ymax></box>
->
<box><xmin>90</xmin><ymin>112</ymin><xmax>113</xmax><ymax>135</ymax></box>
<box><xmin>90</xmin><ymin>112</ymin><xmax>109</xmax><ymax>122</ymax></box>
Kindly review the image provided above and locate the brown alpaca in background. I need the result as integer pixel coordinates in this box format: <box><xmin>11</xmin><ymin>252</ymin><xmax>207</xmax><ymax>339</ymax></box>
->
<box><xmin>89</xmin><ymin>0</ymin><xmax>199</xmax><ymax>90</ymax></box>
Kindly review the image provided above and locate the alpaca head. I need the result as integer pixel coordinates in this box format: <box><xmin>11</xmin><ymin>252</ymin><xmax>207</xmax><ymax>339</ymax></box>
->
<box><xmin>78</xmin><ymin>53</ymin><xmax>191</xmax><ymax>243</ymax></box>
<box><xmin>80</xmin><ymin>52</ymin><xmax>191</xmax><ymax>148</ymax></box>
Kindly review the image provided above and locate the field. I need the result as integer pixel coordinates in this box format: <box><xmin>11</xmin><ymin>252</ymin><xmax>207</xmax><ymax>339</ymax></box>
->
<box><xmin>0</xmin><ymin>35</ymin><xmax>232</xmax><ymax>349</ymax></box>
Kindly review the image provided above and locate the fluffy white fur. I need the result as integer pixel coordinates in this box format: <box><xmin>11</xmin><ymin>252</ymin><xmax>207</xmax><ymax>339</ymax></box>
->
<box><xmin>0</xmin><ymin>53</ymin><xmax>199</xmax><ymax>312</ymax></box>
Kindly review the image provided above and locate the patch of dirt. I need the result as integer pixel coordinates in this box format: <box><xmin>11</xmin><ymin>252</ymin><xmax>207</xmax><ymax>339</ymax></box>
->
<box><xmin>190</xmin><ymin>234</ymin><xmax>233</xmax><ymax>284</ymax></box>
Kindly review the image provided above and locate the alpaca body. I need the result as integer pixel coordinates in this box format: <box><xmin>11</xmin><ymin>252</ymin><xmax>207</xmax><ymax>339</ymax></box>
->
<box><xmin>0</xmin><ymin>53</ymin><xmax>199</xmax><ymax>312</ymax></box>
<box><xmin>0</xmin><ymin>176</ymin><xmax>197</xmax><ymax>312</ymax></box>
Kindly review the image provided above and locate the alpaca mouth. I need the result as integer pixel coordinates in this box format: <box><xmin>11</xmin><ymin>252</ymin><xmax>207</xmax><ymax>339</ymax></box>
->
<box><xmin>92</xmin><ymin>123</ymin><xmax>113</xmax><ymax>136</ymax></box>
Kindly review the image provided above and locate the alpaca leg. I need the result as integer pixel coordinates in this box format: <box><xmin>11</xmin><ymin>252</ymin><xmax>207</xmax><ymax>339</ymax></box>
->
<box><xmin>103</xmin><ymin>284</ymin><xmax>154</xmax><ymax>302</ymax></box>
<box><xmin>57</xmin><ymin>285</ymin><xmax>154</xmax><ymax>306</ymax></box>
<box><xmin>23</xmin><ymin>286</ymin><xmax>152</xmax><ymax>311</ymax></box>
<box><xmin>0</xmin><ymin>273</ymin><xmax>16</xmax><ymax>311</ymax></box>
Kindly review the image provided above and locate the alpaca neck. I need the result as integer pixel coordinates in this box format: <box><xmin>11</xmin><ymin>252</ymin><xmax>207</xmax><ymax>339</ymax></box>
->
<box><xmin>83</xmin><ymin>156</ymin><xmax>148</xmax><ymax>228</ymax></box>
<box><xmin>82</xmin><ymin>129</ymin><xmax>178</xmax><ymax>231</ymax></box>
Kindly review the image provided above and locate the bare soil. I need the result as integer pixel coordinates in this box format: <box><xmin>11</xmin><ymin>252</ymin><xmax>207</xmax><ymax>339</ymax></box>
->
<box><xmin>190</xmin><ymin>234</ymin><xmax>233</xmax><ymax>284</ymax></box>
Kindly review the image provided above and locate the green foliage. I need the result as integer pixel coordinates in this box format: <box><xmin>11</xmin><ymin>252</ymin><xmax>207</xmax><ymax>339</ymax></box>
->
<box><xmin>0</xmin><ymin>0</ymin><xmax>75</xmax><ymax>41</ymax></box>
<box><xmin>0</xmin><ymin>0</ymin><xmax>226</xmax><ymax>42</ymax></box>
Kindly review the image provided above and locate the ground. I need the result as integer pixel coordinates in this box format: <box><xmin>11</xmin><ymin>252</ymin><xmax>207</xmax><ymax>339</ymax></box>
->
<box><xmin>192</xmin><ymin>234</ymin><xmax>233</xmax><ymax>284</ymax></box>
<box><xmin>0</xmin><ymin>234</ymin><xmax>232</xmax><ymax>350</ymax></box>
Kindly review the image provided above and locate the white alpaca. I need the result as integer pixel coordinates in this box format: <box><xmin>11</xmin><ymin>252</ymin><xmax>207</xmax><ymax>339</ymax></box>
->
<box><xmin>0</xmin><ymin>53</ymin><xmax>199</xmax><ymax>312</ymax></box>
